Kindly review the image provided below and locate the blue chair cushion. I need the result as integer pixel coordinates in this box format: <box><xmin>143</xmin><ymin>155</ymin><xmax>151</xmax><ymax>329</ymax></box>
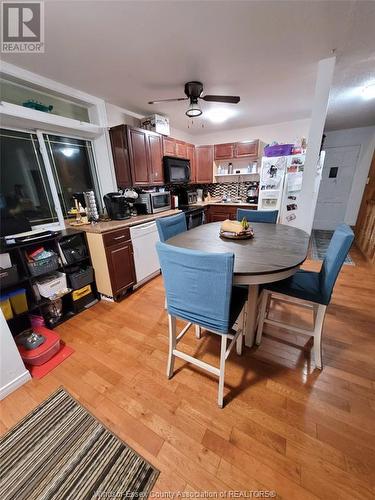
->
<box><xmin>264</xmin><ymin>269</ymin><xmax>325</xmax><ymax>304</ymax></box>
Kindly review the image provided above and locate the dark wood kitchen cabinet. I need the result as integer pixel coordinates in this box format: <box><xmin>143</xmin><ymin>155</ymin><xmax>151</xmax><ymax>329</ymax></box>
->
<box><xmin>106</xmin><ymin>240</ymin><xmax>135</xmax><ymax>295</ymax></box>
<box><xmin>175</xmin><ymin>140</ymin><xmax>188</xmax><ymax>158</ymax></box>
<box><xmin>195</xmin><ymin>145</ymin><xmax>214</xmax><ymax>183</ymax></box>
<box><xmin>214</xmin><ymin>143</ymin><xmax>235</xmax><ymax>160</ymax></box>
<box><xmin>235</xmin><ymin>140</ymin><xmax>259</xmax><ymax>158</ymax></box>
<box><xmin>109</xmin><ymin>125</ymin><xmax>132</xmax><ymax>188</ymax></box>
<box><xmin>87</xmin><ymin>227</ymin><xmax>136</xmax><ymax>301</ymax></box>
<box><xmin>109</xmin><ymin>125</ymin><xmax>164</xmax><ymax>187</ymax></box>
<box><xmin>186</xmin><ymin>143</ymin><xmax>196</xmax><ymax>182</ymax></box>
<box><xmin>128</xmin><ymin>127</ymin><xmax>149</xmax><ymax>185</ymax></box>
<box><xmin>206</xmin><ymin>205</ymin><xmax>256</xmax><ymax>223</ymax></box>
<box><xmin>213</xmin><ymin>140</ymin><xmax>261</xmax><ymax>160</ymax></box>
<box><xmin>147</xmin><ymin>132</ymin><xmax>164</xmax><ymax>184</ymax></box>
<box><xmin>163</xmin><ymin>136</ymin><xmax>176</xmax><ymax>156</ymax></box>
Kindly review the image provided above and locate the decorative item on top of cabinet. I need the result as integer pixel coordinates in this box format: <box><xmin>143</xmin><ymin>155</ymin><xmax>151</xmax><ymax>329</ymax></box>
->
<box><xmin>214</xmin><ymin>143</ymin><xmax>235</xmax><ymax>160</ymax></box>
<box><xmin>235</xmin><ymin>140</ymin><xmax>259</xmax><ymax>158</ymax></box>
<box><xmin>109</xmin><ymin>125</ymin><xmax>132</xmax><ymax>188</ymax></box>
<box><xmin>195</xmin><ymin>145</ymin><xmax>213</xmax><ymax>183</ymax></box>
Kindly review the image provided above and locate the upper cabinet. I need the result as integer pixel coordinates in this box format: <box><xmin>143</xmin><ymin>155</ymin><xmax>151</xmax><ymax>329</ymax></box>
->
<box><xmin>127</xmin><ymin>127</ymin><xmax>149</xmax><ymax>185</ymax></box>
<box><xmin>109</xmin><ymin>125</ymin><xmax>132</xmax><ymax>188</ymax></box>
<box><xmin>163</xmin><ymin>137</ymin><xmax>188</xmax><ymax>159</ymax></box>
<box><xmin>147</xmin><ymin>133</ymin><xmax>164</xmax><ymax>184</ymax></box>
<box><xmin>235</xmin><ymin>140</ymin><xmax>259</xmax><ymax>158</ymax></box>
<box><xmin>214</xmin><ymin>143</ymin><xmax>235</xmax><ymax>160</ymax></box>
<box><xmin>162</xmin><ymin>136</ymin><xmax>176</xmax><ymax>157</ymax></box>
<box><xmin>214</xmin><ymin>139</ymin><xmax>260</xmax><ymax>160</ymax></box>
<box><xmin>175</xmin><ymin>140</ymin><xmax>188</xmax><ymax>159</ymax></box>
<box><xmin>109</xmin><ymin>125</ymin><xmax>164</xmax><ymax>187</ymax></box>
<box><xmin>195</xmin><ymin>145</ymin><xmax>214</xmax><ymax>183</ymax></box>
<box><xmin>186</xmin><ymin>143</ymin><xmax>196</xmax><ymax>182</ymax></box>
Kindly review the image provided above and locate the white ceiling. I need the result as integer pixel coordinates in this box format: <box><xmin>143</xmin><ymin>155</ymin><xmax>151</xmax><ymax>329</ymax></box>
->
<box><xmin>3</xmin><ymin>0</ymin><xmax>375</xmax><ymax>134</ymax></box>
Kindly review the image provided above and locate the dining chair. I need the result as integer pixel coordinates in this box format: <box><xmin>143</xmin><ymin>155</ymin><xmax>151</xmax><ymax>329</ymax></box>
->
<box><xmin>256</xmin><ymin>224</ymin><xmax>354</xmax><ymax>369</ymax></box>
<box><xmin>237</xmin><ymin>209</ymin><xmax>278</xmax><ymax>224</ymax></box>
<box><xmin>156</xmin><ymin>212</ymin><xmax>187</xmax><ymax>242</ymax></box>
<box><xmin>156</xmin><ymin>241</ymin><xmax>247</xmax><ymax>407</ymax></box>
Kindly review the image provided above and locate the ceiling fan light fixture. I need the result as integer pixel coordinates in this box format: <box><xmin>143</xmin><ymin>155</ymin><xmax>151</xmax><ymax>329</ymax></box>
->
<box><xmin>186</xmin><ymin>100</ymin><xmax>202</xmax><ymax>118</ymax></box>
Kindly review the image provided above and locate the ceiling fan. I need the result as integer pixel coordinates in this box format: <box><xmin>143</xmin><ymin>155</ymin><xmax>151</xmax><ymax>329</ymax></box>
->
<box><xmin>148</xmin><ymin>81</ymin><xmax>240</xmax><ymax>118</ymax></box>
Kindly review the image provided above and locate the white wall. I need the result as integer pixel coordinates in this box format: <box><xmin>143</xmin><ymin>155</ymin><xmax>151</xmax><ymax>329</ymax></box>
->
<box><xmin>0</xmin><ymin>311</ymin><xmax>31</xmax><ymax>400</ymax></box>
<box><xmin>323</xmin><ymin>126</ymin><xmax>375</xmax><ymax>225</ymax></box>
<box><xmin>193</xmin><ymin>118</ymin><xmax>310</xmax><ymax>146</ymax></box>
<box><xmin>105</xmin><ymin>102</ymin><xmax>194</xmax><ymax>143</ymax></box>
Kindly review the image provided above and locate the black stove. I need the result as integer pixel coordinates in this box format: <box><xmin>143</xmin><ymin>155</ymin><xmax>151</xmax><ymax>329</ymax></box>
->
<box><xmin>179</xmin><ymin>205</ymin><xmax>205</xmax><ymax>229</ymax></box>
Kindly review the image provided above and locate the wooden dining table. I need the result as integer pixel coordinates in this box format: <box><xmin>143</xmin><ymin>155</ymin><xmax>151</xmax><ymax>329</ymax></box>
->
<box><xmin>166</xmin><ymin>221</ymin><xmax>310</xmax><ymax>347</ymax></box>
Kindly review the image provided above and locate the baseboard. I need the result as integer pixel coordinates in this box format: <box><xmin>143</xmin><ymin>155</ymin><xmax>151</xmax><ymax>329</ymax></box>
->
<box><xmin>0</xmin><ymin>370</ymin><xmax>31</xmax><ymax>401</ymax></box>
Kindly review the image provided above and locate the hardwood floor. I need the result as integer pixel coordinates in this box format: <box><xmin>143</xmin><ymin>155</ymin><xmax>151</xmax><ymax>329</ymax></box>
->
<box><xmin>1</xmin><ymin>246</ymin><xmax>375</xmax><ymax>499</ymax></box>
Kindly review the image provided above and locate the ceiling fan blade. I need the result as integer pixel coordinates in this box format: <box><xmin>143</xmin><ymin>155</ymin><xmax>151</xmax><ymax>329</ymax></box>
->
<box><xmin>201</xmin><ymin>95</ymin><xmax>240</xmax><ymax>104</ymax></box>
<box><xmin>148</xmin><ymin>97</ymin><xmax>188</xmax><ymax>104</ymax></box>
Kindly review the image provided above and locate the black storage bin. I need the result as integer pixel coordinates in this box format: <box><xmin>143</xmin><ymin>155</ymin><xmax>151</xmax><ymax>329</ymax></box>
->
<box><xmin>72</xmin><ymin>292</ymin><xmax>97</xmax><ymax>313</ymax></box>
<box><xmin>27</xmin><ymin>254</ymin><xmax>59</xmax><ymax>277</ymax></box>
<box><xmin>68</xmin><ymin>266</ymin><xmax>94</xmax><ymax>290</ymax></box>
<box><xmin>0</xmin><ymin>265</ymin><xmax>19</xmax><ymax>287</ymax></box>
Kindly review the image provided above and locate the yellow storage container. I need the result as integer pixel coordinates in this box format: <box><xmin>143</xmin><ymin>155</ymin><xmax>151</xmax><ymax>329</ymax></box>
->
<box><xmin>72</xmin><ymin>284</ymin><xmax>92</xmax><ymax>301</ymax></box>
<box><xmin>0</xmin><ymin>294</ymin><xmax>13</xmax><ymax>320</ymax></box>
<box><xmin>8</xmin><ymin>288</ymin><xmax>28</xmax><ymax>314</ymax></box>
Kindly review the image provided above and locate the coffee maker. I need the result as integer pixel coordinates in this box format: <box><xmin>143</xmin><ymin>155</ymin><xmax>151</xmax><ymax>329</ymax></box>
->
<box><xmin>246</xmin><ymin>182</ymin><xmax>259</xmax><ymax>204</ymax></box>
<box><xmin>103</xmin><ymin>193</ymin><xmax>131</xmax><ymax>220</ymax></box>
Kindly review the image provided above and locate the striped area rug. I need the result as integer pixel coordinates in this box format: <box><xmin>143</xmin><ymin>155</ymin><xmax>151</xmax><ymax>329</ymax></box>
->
<box><xmin>0</xmin><ymin>388</ymin><xmax>159</xmax><ymax>499</ymax></box>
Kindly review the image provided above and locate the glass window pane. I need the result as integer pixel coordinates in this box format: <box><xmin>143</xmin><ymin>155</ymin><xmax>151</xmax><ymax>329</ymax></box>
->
<box><xmin>44</xmin><ymin>134</ymin><xmax>101</xmax><ymax>217</ymax></box>
<box><xmin>0</xmin><ymin>128</ymin><xmax>58</xmax><ymax>236</ymax></box>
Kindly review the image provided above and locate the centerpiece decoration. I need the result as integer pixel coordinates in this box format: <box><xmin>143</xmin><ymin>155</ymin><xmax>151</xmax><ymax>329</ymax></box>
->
<box><xmin>220</xmin><ymin>217</ymin><xmax>254</xmax><ymax>240</ymax></box>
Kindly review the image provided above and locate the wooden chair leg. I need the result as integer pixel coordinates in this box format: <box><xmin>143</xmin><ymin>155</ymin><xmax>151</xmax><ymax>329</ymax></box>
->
<box><xmin>218</xmin><ymin>335</ymin><xmax>227</xmax><ymax>408</ymax></box>
<box><xmin>195</xmin><ymin>325</ymin><xmax>201</xmax><ymax>339</ymax></box>
<box><xmin>167</xmin><ymin>315</ymin><xmax>176</xmax><ymax>378</ymax></box>
<box><xmin>256</xmin><ymin>291</ymin><xmax>269</xmax><ymax>345</ymax></box>
<box><xmin>236</xmin><ymin>309</ymin><xmax>245</xmax><ymax>355</ymax></box>
<box><xmin>313</xmin><ymin>304</ymin><xmax>327</xmax><ymax>370</ymax></box>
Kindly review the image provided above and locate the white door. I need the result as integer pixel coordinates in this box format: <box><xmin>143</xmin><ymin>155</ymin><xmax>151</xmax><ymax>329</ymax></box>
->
<box><xmin>313</xmin><ymin>145</ymin><xmax>360</xmax><ymax>230</ymax></box>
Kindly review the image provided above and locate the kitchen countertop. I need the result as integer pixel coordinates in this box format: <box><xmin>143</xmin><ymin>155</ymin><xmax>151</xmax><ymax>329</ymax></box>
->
<box><xmin>65</xmin><ymin>209</ymin><xmax>182</xmax><ymax>234</ymax></box>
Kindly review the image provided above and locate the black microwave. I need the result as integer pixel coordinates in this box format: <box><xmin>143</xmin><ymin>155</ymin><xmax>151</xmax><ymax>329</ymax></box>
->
<box><xmin>163</xmin><ymin>156</ymin><xmax>190</xmax><ymax>183</ymax></box>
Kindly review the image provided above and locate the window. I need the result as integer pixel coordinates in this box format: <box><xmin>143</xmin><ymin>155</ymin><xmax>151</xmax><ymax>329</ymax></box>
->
<box><xmin>0</xmin><ymin>129</ymin><xmax>58</xmax><ymax>236</ymax></box>
<box><xmin>0</xmin><ymin>128</ymin><xmax>102</xmax><ymax>236</ymax></box>
<box><xmin>44</xmin><ymin>134</ymin><xmax>102</xmax><ymax>217</ymax></box>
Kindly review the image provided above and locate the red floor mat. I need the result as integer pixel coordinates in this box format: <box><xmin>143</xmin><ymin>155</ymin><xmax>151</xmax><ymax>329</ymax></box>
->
<box><xmin>28</xmin><ymin>342</ymin><xmax>74</xmax><ymax>379</ymax></box>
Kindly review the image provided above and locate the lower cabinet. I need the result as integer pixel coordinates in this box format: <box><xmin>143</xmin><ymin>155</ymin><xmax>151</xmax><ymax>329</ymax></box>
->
<box><xmin>86</xmin><ymin>227</ymin><xmax>136</xmax><ymax>301</ymax></box>
<box><xmin>206</xmin><ymin>205</ymin><xmax>256</xmax><ymax>223</ymax></box>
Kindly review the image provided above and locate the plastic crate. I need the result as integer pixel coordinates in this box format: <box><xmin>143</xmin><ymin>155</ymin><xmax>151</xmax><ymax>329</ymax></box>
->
<box><xmin>0</xmin><ymin>265</ymin><xmax>19</xmax><ymax>287</ymax></box>
<box><xmin>264</xmin><ymin>144</ymin><xmax>294</xmax><ymax>157</ymax></box>
<box><xmin>36</xmin><ymin>272</ymin><xmax>67</xmax><ymax>298</ymax></box>
<box><xmin>68</xmin><ymin>266</ymin><xmax>94</xmax><ymax>290</ymax></box>
<box><xmin>27</xmin><ymin>254</ymin><xmax>59</xmax><ymax>277</ymax></box>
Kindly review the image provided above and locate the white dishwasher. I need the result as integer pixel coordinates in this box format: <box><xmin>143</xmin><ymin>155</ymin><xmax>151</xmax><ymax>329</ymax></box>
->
<box><xmin>130</xmin><ymin>221</ymin><xmax>160</xmax><ymax>287</ymax></box>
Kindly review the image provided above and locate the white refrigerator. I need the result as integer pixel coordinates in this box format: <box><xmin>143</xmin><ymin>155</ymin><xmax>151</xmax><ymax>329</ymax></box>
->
<box><xmin>259</xmin><ymin>153</ymin><xmax>324</xmax><ymax>228</ymax></box>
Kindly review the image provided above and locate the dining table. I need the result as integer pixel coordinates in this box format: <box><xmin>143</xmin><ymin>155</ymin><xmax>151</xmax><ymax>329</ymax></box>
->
<box><xmin>166</xmin><ymin>221</ymin><xmax>310</xmax><ymax>347</ymax></box>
